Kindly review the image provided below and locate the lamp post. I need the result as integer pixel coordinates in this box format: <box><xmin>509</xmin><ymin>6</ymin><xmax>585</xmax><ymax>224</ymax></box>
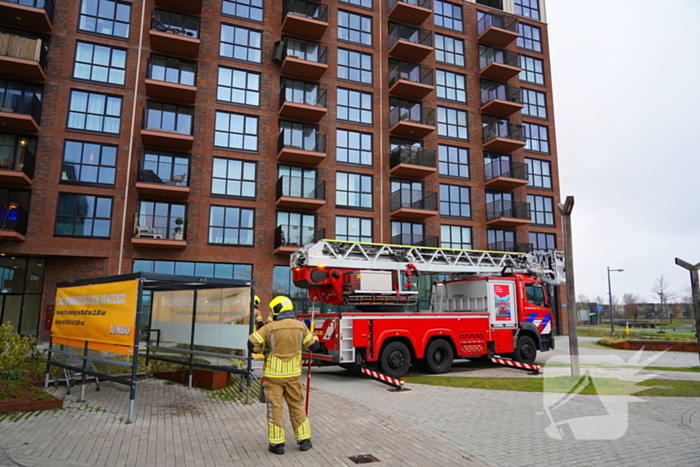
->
<box><xmin>607</xmin><ymin>267</ymin><xmax>624</xmax><ymax>334</ymax></box>
<box><xmin>657</xmin><ymin>292</ymin><xmax>665</xmax><ymax>333</ymax></box>
<box><xmin>557</xmin><ymin>196</ymin><xmax>579</xmax><ymax>378</ymax></box>
<box><xmin>674</xmin><ymin>258</ymin><xmax>700</xmax><ymax>365</ymax></box>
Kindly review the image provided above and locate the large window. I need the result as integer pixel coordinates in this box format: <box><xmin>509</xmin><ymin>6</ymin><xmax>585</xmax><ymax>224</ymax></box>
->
<box><xmin>55</xmin><ymin>193</ymin><xmax>112</xmax><ymax>237</ymax></box>
<box><xmin>436</xmin><ymin>70</ymin><xmax>466</xmax><ymax>102</ymax></box>
<box><xmin>525</xmin><ymin>158</ymin><xmax>551</xmax><ymax>189</ymax></box>
<box><xmin>62</xmin><ymin>141</ymin><xmax>117</xmax><ymax>186</ymax></box>
<box><xmin>391</xmin><ymin>221</ymin><xmax>424</xmax><ymax>246</ymax></box>
<box><xmin>137</xmin><ymin>201</ymin><xmax>186</xmax><ymax>240</ymax></box>
<box><xmin>527</xmin><ymin>195</ymin><xmax>554</xmax><ymax>226</ymax></box>
<box><xmin>277</xmin><ymin>212</ymin><xmax>315</xmax><ymax>246</ymax></box>
<box><xmin>336</xmin><ymin>216</ymin><xmax>372</xmax><ymax>242</ymax></box>
<box><xmin>223</xmin><ymin>0</ymin><xmax>263</xmax><ymax>21</ymax></box>
<box><xmin>0</xmin><ymin>256</ymin><xmax>45</xmax><ymax>336</ymax></box>
<box><xmin>530</xmin><ymin>232</ymin><xmax>555</xmax><ymax>250</ymax></box>
<box><xmin>338</xmin><ymin>48</ymin><xmax>372</xmax><ymax>84</ymax></box>
<box><xmin>212</xmin><ymin>158</ymin><xmax>256</xmax><ymax>198</ymax></box>
<box><xmin>79</xmin><ymin>0</ymin><xmax>131</xmax><ymax>39</ymax></box>
<box><xmin>209</xmin><ymin>205</ymin><xmax>254</xmax><ymax>245</ymax></box>
<box><xmin>435</xmin><ymin>34</ymin><xmax>465</xmax><ymax>67</ymax></box>
<box><xmin>67</xmin><ymin>90</ymin><xmax>122</xmax><ymax>134</ymax></box>
<box><xmin>217</xmin><ymin>67</ymin><xmax>260</xmax><ymax>106</ymax></box>
<box><xmin>148</xmin><ymin>56</ymin><xmax>196</xmax><ymax>86</ymax></box>
<box><xmin>487</xmin><ymin>228</ymin><xmax>515</xmax><ymax>251</ymax></box>
<box><xmin>337</xmin><ymin>129</ymin><xmax>372</xmax><ymax>165</ymax></box>
<box><xmin>220</xmin><ymin>24</ymin><xmax>262</xmax><ymax>63</ymax></box>
<box><xmin>144</xmin><ymin>102</ymin><xmax>193</xmax><ymax>135</ymax></box>
<box><xmin>523</xmin><ymin>122</ymin><xmax>549</xmax><ymax>153</ymax></box>
<box><xmin>278</xmin><ymin>165</ymin><xmax>317</xmax><ymax>198</ymax></box>
<box><xmin>134</xmin><ymin>260</ymin><xmax>252</xmax><ymax>280</ymax></box>
<box><xmin>141</xmin><ymin>150</ymin><xmax>189</xmax><ymax>186</ymax></box>
<box><xmin>272</xmin><ymin>265</ymin><xmax>308</xmax><ymax>311</ymax></box>
<box><xmin>434</xmin><ymin>0</ymin><xmax>463</xmax><ymax>31</ymax></box>
<box><xmin>337</xmin><ymin>88</ymin><xmax>372</xmax><ymax>124</ymax></box>
<box><xmin>521</xmin><ymin>88</ymin><xmax>547</xmax><ymax>119</ymax></box>
<box><xmin>73</xmin><ymin>42</ymin><xmax>127</xmax><ymax>85</ymax></box>
<box><xmin>515</xmin><ymin>0</ymin><xmax>540</xmax><ymax>20</ymax></box>
<box><xmin>437</xmin><ymin>106</ymin><xmax>468</xmax><ymax>140</ymax></box>
<box><xmin>439</xmin><ymin>184</ymin><xmax>470</xmax><ymax>218</ymax></box>
<box><xmin>214</xmin><ymin>111</ymin><xmax>258</xmax><ymax>151</ymax></box>
<box><xmin>441</xmin><ymin>225</ymin><xmax>472</xmax><ymax>250</ymax></box>
<box><xmin>520</xmin><ymin>55</ymin><xmax>544</xmax><ymax>85</ymax></box>
<box><xmin>336</xmin><ymin>172</ymin><xmax>372</xmax><ymax>208</ymax></box>
<box><xmin>517</xmin><ymin>23</ymin><xmax>542</xmax><ymax>52</ymax></box>
<box><xmin>338</xmin><ymin>10</ymin><xmax>372</xmax><ymax>46</ymax></box>
<box><xmin>438</xmin><ymin>144</ymin><xmax>469</xmax><ymax>178</ymax></box>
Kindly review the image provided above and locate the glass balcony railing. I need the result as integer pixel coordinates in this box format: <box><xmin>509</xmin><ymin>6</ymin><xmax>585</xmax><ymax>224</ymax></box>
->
<box><xmin>390</xmin><ymin>233</ymin><xmax>438</xmax><ymax>247</ymax></box>
<box><xmin>277</xmin><ymin>175</ymin><xmax>326</xmax><ymax>201</ymax></box>
<box><xmin>1</xmin><ymin>0</ymin><xmax>55</xmax><ymax>20</ymax></box>
<box><xmin>390</xmin><ymin>188</ymin><xmax>437</xmax><ymax>212</ymax></box>
<box><xmin>0</xmin><ymin>91</ymin><xmax>42</xmax><ymax>124</ymax></box>
<box><xmin>138</xmin><ymin>159</ymin><xmax>189</xmax><ymax>186</ymax></box>
<box><xmin>279</xmin><ymin>81</ymin><xmax>327</xmax><ymax>108</ymax></box>
<box><xmin>486</xmin><ymin>200</ymin><xmax>530</xmax><ymax>221</ymax></box>
<box><xmin>283</xmin><ymin>0</ymin><xmax>328</xmax><ymax>22</ymax></box>
<box><xmin>390</xmin><ymin>145</ymin><xmax>436</xmax><ymax>169</ymax></box>
<box><xmin>482</xmin><ymin>121</ymin><xmax>523</xmax><ymax>142</ymax></box>
<box><xmin>0</xmin><ymin>144</ymin><xmax>34</xmax><ymax>178</ymax></box>
<box><xmin>151</xmin><ymin>9</ymin><xmax>200</xmax><ymax>39</ymax></box>
<box><xmin>389</xmin><ymin>60</ymin><xmax>434</xmax><ymax>87</ymax></box>
<box><xmin>274</xmin><ymin>225</ymin><xmax>324</xmax><ymax>249</ymax></box>
<box><xmin>484</xmin><ymin>159</ymin><xmax>527</xmax><ymax>181</ymax></box>
<box><xmin>480</xmin><ymin>81</ymin><xmax>521</xmax><ymax>105</ymax></box>
<box><xmin>134</xmin><ymin>213</ymin><xmax>186</xmax><ymax>240</ymax></box>
<box><xmin>389</xmin><ymin>0</ymin><xmax>432</xmax><ymax>10</ymax></box>
<box><xmin>273</xmin><ymin>37</ymin><xmax>328</xmax><ymax>65</ymax></box>
<box><xmin>277</xmin><ymin>128</ymin><xmax>326</xmax><ymax>153</ymax></box>
<box><xmin>487</xmin><ymin>241</ymin><xmax>531</xmax><ymax>253</ymax></box>
<box><xmin>146</xmin><ymin>56</ymin><xmax>196</xmax><ymax>87</ymax></box>
<box><xmin>388</xmin><ymin>23</ymin><xmax>432</xmax><ymax>48</ymax></box>
<box><xmin>479</xmin><ymin>45</ymin><xmax>519</xmax><ymax>70</ymax></box>
<box><xmin>142</xmin><ymin>105</ymin><xmax>193</xmax><ymax>135</ymax></box>
<box><xmin>477</xmin><ymin>11</ymin><xmax>518</xmax><ymax>36</ymax></box>
<box><xmin>390</xmin><ymin>105</ymin><xmax>435</xmax><ymax>127</ymax></box>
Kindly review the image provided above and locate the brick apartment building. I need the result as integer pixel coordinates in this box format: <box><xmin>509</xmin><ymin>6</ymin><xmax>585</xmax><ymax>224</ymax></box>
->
<box><xmin>0</xmin><ymin>0</ymin><xmax>564</xmax><ymax>338</ymax></box>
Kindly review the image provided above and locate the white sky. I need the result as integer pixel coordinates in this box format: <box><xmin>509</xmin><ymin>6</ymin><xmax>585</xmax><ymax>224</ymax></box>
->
<box><xmin>547</xmin><ymin>0</ymin><xmax>700</xmax><ymax>303</ymax></box>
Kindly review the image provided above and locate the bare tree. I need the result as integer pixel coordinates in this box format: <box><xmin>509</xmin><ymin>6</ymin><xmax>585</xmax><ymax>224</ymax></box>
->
<box><xmin>622</xmin><ymin>293</ymin><xmax>640</xmax><ymax>326</ymax></box>
<box><xmin>650</xmin><ymin>275</ymin><xmax>677</xmax><ymax>326</ymax></box>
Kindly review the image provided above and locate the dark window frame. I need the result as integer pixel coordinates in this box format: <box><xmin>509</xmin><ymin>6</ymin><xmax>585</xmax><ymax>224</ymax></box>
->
<box><xmin>73</xmin><ymin>41</ymin><xmax>127</xmax><ymax>86</ymax></box>
<box><xmin>54</xmin><ymin>192</ymin><xmax>113</xmax><ymax>238</ymax></box>
<box><xmin>520</xmin><ymin>55</ymin><xmax>545</xmax><ymax>85</ymax></box>
<box><xmin>527</xmin><ymin>194</ymin><xmax>555</xmax><ymax>226</ymax></box>
<box><xmin>438</xmin><ymin>144</ymin><xmax>469</xmax><ymax>179</ymax></box>
<box><xmin>337</xmin><ymin>88</ymin><xmax>373</xmax><ymax>124</ymax></box>
<box><xmin>525</xmin><ymin>157</ymin><xmax>552</xmax><ymax>189</ymax></box>
<box><xmin>78</xmin><ymin>0</ymin><xmax>131</xmax><ymax>39</ymax></box>
<box><xmin>439</xmin><ymin>183</ymin><xmax>471</xmax><ymax>218</ymax></box>
<box><xmin>208</xmin><ymin>205</ymin><xmax>255</xmax><ymax>246</ymax></box>
<box><xmin>222</xmin><ymin>0</ymin><xmax>264</xmax><ymax>22</ymax></box>
<box><xmin>437</xmin><ymin>106</ymin><xmax>469</xmax><ymax>140</ymax></box>
<box><xmin>521</xmin><ymin>88</ymin><xmax>547</xmax><ymax>119</ymax></box>
<box><xmin>338</xmin><ymin>9</ymin><xmax>373</xmax><ymax>46</ymax></box>
<box><xmin>436</xmin><ymin>69</ymin><xmax>467</xmax><ymax>103</ymax></box>
<box><xmin>211</xmin><ymin>157</ymin><xmax>257</xmax><ymax>198</ymax></box>
<box><xmin>515</xmin><ymin>0</ymin><xmax>541</xmax><ymax>21</ymax></box>
<box><xmin>435</xmin><ymin>33</ymin><xmax>465</xmax><ymax>67</ymax></box>
<box><xmin>441</xmin><ymin>224</ymin><xmax>472</xmax><ymax>250</ymax></box>
<box><xmin>523</xmin><ymin>122</ymin><xmax>549</xmax><ymax>154</ymax></box>
<box><xmin>214</xmin><ymin>110</ymin><xmax>259</xmax><ymax>152</ymax></box>
<box><xmin>336</xmin><ymin>215</ymin><xmax>373</xmax><ymax>242</ymax></box>
<box><xmin>434</xmin><ymin>0</ymin><xmax>464</xmax><ymax>32</ymax></box>
<box><xmin>61</xmin><ymin>140</ymin><xmax>117</xmax><ymax>187</ymax></box>
<box><xmin>336</xmin><ymin>171</ymin><xmax>373</xmax><ymax>209</ymax></box>
<box><xmin>337</xmin><ymin>128</ymin><xmax>373</xmax><ymax>166</ymax></box>
<box><xmin>67</xmin><ymin>89</ymin><xmax>122</xmax><ymax>135</ymax></box>
<box><xmin>220</xmin><ymin>23</ymin><xmax>263</xmax><ymax>64</ymax></box>
<box><xmin>337</xmin><ymin>48</ymin><xmax>373</xmax><ymax>85</ymax></box>
<box><xmin>217</xmin><ymin>66</ymin><xmax>261</xmax><ymax>107</ymax></box>
<box><xmin>517</xmin><ymin>22</ymin><xmax>542</xmax><ymax>52</ymax></box>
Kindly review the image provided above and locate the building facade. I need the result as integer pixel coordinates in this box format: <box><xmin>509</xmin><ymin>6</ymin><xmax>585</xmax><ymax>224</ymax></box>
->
<box><xmin>0</xmin><ymin>0</ymin><xmax>564</xmax><ymax>338</ymax></box>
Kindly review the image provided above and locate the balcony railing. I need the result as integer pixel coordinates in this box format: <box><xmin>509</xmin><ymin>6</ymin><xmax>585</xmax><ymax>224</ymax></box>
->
<box><xmin>279</xmin><ymin>81</ymin><xmax>327</xmax><ymax>109</ymax></box>
<box><xmin>276</xmin><ymin>176</ymin><xmax>326</xmax><ymax>201</ymax></box>
<box><xmin>0</xmin><ymin>93</ymin><xmax>42</xmax><ymax>124</ymax></box>
<box><xmin>0</xmin><ymin>205</ymin><xmax>28</xmax><ymax>235</ymax></box>
<box><xmin>390</xmin><ymin>233</ymin><xmax>438</xmax><ymax>247</ymax></box>
<box><xmin>480</xmin><ymin>81</ymin><xmax>521</xmax><ymax>105</ymax></box>
<box><xmin>142</xmin><ymin>107</ymin><xmax>193</xmax><ymax>135</ymax></box>
<box><xmin>484</xmin><ymin>160</ymin><xmax>527</xmax><ymax>181</ymax></box>
<box><xmin>138</xmin><ymin>159</ymin><xmax>188</xmax><ymax>186</ymax></box>
<box><xmin>479</xmin><ymin>46</ymin><xmax>519</xmax><ymax>70</ymax></box>
<box><xmin>0</xmin><ymin>144</ymin><xmax>34</xmax><ymax>177</ymax></box>
<box><xmin>390</xmin><ymin>145</ymin><xmax>436</xmax><ymax>169</ymax></box>
<box><xmin>0</xmin><ymin>30</ymin><xmax>48</xmax><ymax>67</ymax></box>
<box><xmin>283</xmin><ymin>0</ymin><xmax>328</xmax><ymax>22</ymax></box>
<box><xmin>483</xmin><ymin>121</ymin><xmax>523</xmax><ymax>142</ymax></box>
<box><xmin>273</xmin><ymin>38</ymin><xmax>328</xmax><ymax>65</ymax></box>
<box><xmin>390</xmin><ymin>105</ymin><xmax>435</xmax><ymax>127</ymax></box>
<box><xmin>389</xmin><ymin>60</ymin><xmax>434</xmax><ymax>87</ymax></box>
<box><xmin>134</xmin><ymin>213</ymin><xmax>186</xmax><ymax>240</ymax></box>
<box><xmin>388</xmin><ymin>23</ymin><xmax>432</xmax><ymax>48</ymax></box>
<box><xmin>151</xmin><ymin>10</ymin><xmax>200</xmax><ymax>39</ymax></box>
<box><xmin>389</xmin><ymin>0</ymin><xmax>431</xmax><ymax>10</ymax></box>
<box><xmin>487</xmin><ymin>241</ymin><xmax>531</xmax><ymax>253</ymax></box>
<box><xmin>274</xmin><ymin>225</ymin><xmax>324</xmax><ymax>249</ymax></box>
<box><xmin>486</xmin><ymin>200</ymin><xmax>530</xmax><ymax>221</ymax></box>
<box><xmin>2</xmin><ymin>0</ymin><xmax>55</xmax><ymax>20</ymax></box>
<box><xmin>390</xmin><ymin>189</ymin><xmax>437</xmax><ymax>212</ymax></box>
<box><xmin>477</xmin><ymin>11</ymin><xmax>518</xmax><ymax>36</ymax></box>
<box><xmin>146</xmin><ymin>57</ymin><xmax>197</xmax><ymax>86</ymax></box>
<box><xmin>277</xmin><ymin>128</ymin><xmax>326</xmax><ymax>153</ymax></box>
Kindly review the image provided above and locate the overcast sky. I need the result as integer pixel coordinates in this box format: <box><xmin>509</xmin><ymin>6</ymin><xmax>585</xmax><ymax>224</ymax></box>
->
<box><xmin>546</xmin><ymin>0</ymin><xmax>700</xmax><ymax>304</ymax></box>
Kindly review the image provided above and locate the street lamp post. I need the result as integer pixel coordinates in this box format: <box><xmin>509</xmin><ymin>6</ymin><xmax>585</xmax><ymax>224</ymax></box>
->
<box><xmin>607</xmin><ymin>267</ymin><xmax>624</xmax><ymax>334</ymax></box>
<box><xmin>557</xmin><ymin>196</ymin><xmax>579</xmax><ymax>378</ymax></box>
<box><xmin>658</xmin><ymin>292</ymin><xmax>665</xmax><ymax>333</ymax></box>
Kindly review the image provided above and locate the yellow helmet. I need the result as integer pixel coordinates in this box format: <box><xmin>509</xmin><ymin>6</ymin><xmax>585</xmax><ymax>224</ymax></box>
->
<box><xmin>269</xmin><ymin>295</ymin><xmax>293</xmax><ymax>316</ymax></box>
<box><xmin>254</xmin><ymin>295</ymin><xmax>261</xmax><ymax>307</ymax></box>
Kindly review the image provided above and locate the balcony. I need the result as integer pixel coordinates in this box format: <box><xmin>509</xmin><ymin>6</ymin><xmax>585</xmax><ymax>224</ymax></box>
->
<box><xmin>390</xmin><ymin>189</ymin><xmax>438</xmax><ymax>220</ymax></box>
<box><xmin>136</xmin><ymin>160</ymin><xmax>189</xmax><ymax>200</ymax></box>
<box><xmin>388</xmin><ymin>23</ymin><xmax>433</xmax><ymax>63</ymax></box>
<box><xmin>141</xmin><ymin>106</ymin><xmax>194</xmax><ymax>151</ymax></box>
<box><xmin>277</xmin><ymin>128</ymin><xmax>326</xmax><ymax>166</ymax></box>
<box><xmin>388</xmin><ymin>0</ymin><xmax>432</xmax><ymax>26</ymax></box>
<box><xmin>150</xmin><ymin>10</ymin><xmax>200</xmax><ymax>59</ymax></box>
<box><xmin>480</xmin><ymin>81</ymin><xmax>523</xmax><ymax>117</ymax></box>
<box><xmin>484</xmin><ymin>159</ymin><xmax>528</xmax><ymax>190</ymax></box>
<box><xmin>0</xmin><ymin>205</ymin><xmax>28</xmax><ymax>241</ymax></box>
<box><xmin>487</xmin><ymin>241</ymin><xmax>532</xmax><ymax>253</ymax></box>
<box><xmin>275</xmin><ymin>176</ymin><xmax>326</xmax><ymax>211</ymax></box>
<box><xmin>389</xmin><ymin>145</ymin><xmax>436</xmax><ymax>178</ymax></box>
<box><xmin>279</xmin><ymin>81</ymin><xmax>327</xmax><ymax>122</ymax></box>
<box><xmin>477</xmin><ymin>12</ymin><xmax>519</xmax><ymax>48</ymax></box>
<box><xmin>479</xmin><ymin>46</ymin><xmax>520</xmax><ymax>82</ymax></box>
<box><xmin>389</xmin><ymin>60</ymin><xmax>434</xmax><ymax>100</ymax></box>
<box><xmin>486</xmin><ymin>200</ymin><xmax>530</xmax><ymax>228</ymax></box>
<box><xmin>0</xmin><ymin>144</ymin><xmax>34</xmax><ymax>186</ymax></box>
<box><xmin>132</xmin><ymin>213</ymin><xmax>186</xmax><ymax>249</ymax></box>
<box><xmin>390</xmin><ymin>233</ymin><xmax>438</xmax><ymax>247</ymax></box>
<box><xmin>0</xmin><ymin>0</ymin><xmax>54</xmax><ymax>33</ymax></box>
<box><xmin>273</xmin><ymin>38</ymin><xmax>328</xmax><ymax>81</ymax></box>
<box><xmin>282</xmin><ymin>0</ymin><xmax>329</xmax><ymax>41</ymax></box>
<box><xmin>0</xmin><ymin>94</ymin><xmax>41</xmax><ymax>133</ymax></box>
<box><xmin>0</xmin><ymin>31</ymin><xmax>47</xmax><ymax>82</ymax></box>
<box><xmin>145</xmin><ymin>57</ymin><xmax>197</xmax><ymax>104</ymax></box>
<box><xmin>389</xmin><ymin>105</ymin><xmax>435</xmax><ymax>138</ymax></box>
<box><xmin>154</xmin><ymin>0</ymin><xmax>201</xmax><ymax>15</ymax></box>
<box><xmin>274</xmin><ymin>225</ymin><xmax>324</xmax><ymax>255</ymax></box>
<box><xmin>482</xmin><ymin>122</ymin><xmax>525</xmax><ymax>153</ymax></box>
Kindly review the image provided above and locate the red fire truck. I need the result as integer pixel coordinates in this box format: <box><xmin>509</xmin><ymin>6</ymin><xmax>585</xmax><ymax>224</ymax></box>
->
<box><xmin>292</xmin><ymin>240</ymin><xmax>565</xmax><ymax>378</ymax></box>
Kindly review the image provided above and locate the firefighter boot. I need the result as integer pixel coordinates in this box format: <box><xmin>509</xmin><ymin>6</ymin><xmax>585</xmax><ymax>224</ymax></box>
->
<box><xmin>299</xmin><ymin>439</ymin><xmax>312</xmax><ymax>451</ymax></box>
<box><xmin>268</xmin><ymin>443</ymin><xmax>285</xmax><ymax>455</ymax></box>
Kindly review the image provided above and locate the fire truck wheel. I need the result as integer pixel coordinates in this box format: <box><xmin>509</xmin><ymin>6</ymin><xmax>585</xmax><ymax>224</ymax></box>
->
<box><xmin>515</xmin><ymin>335</ymin><xmax>537</xmax><ymax>364</ymax></box>
<box><xmin>380</xmin><ymin>341</ymin><xmax>411</xmax><ymax>378</ymax></box>
<box><xmin>424</xmin><ymin>339</ymin><xmax>454</xmax><ymax>374</ymax></box>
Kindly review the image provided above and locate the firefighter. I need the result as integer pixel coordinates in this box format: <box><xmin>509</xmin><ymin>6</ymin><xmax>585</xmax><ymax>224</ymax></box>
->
<box><xmin>248</xmin><ymin>296</ymin><xmax>320</xmax><ymax>455</ymax></box>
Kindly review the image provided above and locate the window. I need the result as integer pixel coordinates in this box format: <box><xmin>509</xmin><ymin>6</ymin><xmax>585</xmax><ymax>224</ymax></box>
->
<box><xmin>434</xmin><ymin>0</ymin><xmax>463</xmax><ymax>31</ymax></box>
<box><xmin>337</xmin><ymin>129</ymin><xmax>372</xmax><ymax>165</ymax></box>
<box><xmin>440</xmin><ymin>184</ymin><xmax>470</xmax><ymax>218</ymax></box>
<box><xmin>441</xmin><ymin>225</ymin><xmax>472</xmax><ymax>250</ymax></box>
<box><xmin>515</xmin><ymin>0</ymin><xmax>540</xmax><ymax>20</ymax></box>
<box><xmin>141</xmin><ymin>150</ymin><xmax>189</xmax><ymax>186</ymax></box>
<box><xmin>0</xmin><ymin>80</ymin><xmax>42</xmax><ymax>114</ymax></box>
<box><xmin>220</xmin><ymin>24</ymin><xmax>262</xmax><ymax>63</ymax></box>
<box><xmin>212</xmin><ymin>158</ymin><xmax>256</xmax><ymax>197</ymax></box>
<box><xmin>435</xmin><ymin>34</ymin><xmax>465</xmax><ymax>66</ymax></box>
<box><xmin>134</xmin><ymin>260</ymin><xmax>252</xmax><ymax>280</ymax></box>
<box><xmin>523</xmin><ymin>122</ymin><xmax>549</xmax><ymax>153</ymax></box>
<box><xmin>336</xmin><ymin>216</ymin><xmax>372</xmax><ymax>242</ymax></box>
<box><xmin>436</xmin><ymin>70</ymin><xmax>466</xmax><ymax>102</ymax></box>
<box><xmin>527</xmin><ymin>195</ymin><xmax>554</xmax><ymax>225</ymax></box>
<box><xmin>520</xmin><ymin>56</ymin><xmax>544</xmax><ymax>85</ymax></box>
<box><xmin>217</xmin><ymin>67</ymin><xmax>260</xmax><ymax>106</ymax></box>
<box><xmin>272</xmin><ymin>265</ymin><xmax>307</xmax><ymax>309</ymax></box>
<box><xmin>438</xmin><ymin>144</ymin><xmax>469</xmax><ymax>178</ymax></box>
<box><xmin>67</xmin><ymin>90</ymin><xmax>121</xmax><ymax>134</ymax></box>
<box><xmin>279</xmin><ymin>121</ymin><xmax>323</xmax><ymax>152</ymax></box>
<box><xmin>61</xmin><ymin>141</ymin><xmax>116</xmax><ymax>185</ymax></box>
<box><xmin>487</xmin><ymin>228</ymin><xmax>515</xmax><ymax>251</ymax></box>
<box><xmin>521</xmin><ymin>88</ymin><xmax>547</xmax><ymax>119</ymax></box>
<box><xmin>437</xmin><ymin>107</ymin><xmax>468</xmax><ymax>140</ymax></box>
<box><xmin>525</xmin><ymin>158</ymin><xmax>551</xmax><ymax>189</ymax></box>
<box><xmin>79</xmin><ymin>0</ymin><xmax>131</xmax><ymax>38</ymax></box>
<box><xmin>278</xmin><ymin>165</ymin><xmax>317</xmax><ymax>198</ymax></box>
<box><xmin>338</xmin><ymin>10</ymin><xmax>372</xmax><ymax>46</ymax></box>
<box><xmin>525</xmin><ymin>283</ymin><xmax>545</xmax><ymax>306</ymax></box>
<box><xmin>209</xmin><ymin>205</ymin><xmax>254</xmax><ymax>245</ymax></box>
<box><xmin>148</xmin><ymin>56</ymin><xmax>196</xmax><ymax>86</ymax></box>
<box><xmin>144</xmin><ymin>102</ymin><xmax>193</xmax><ymax>135</ymax></box>
<box><xmin>338</xmin><ymin>48</ymin><xmax>372</xmax><ymax>84</ymax></box>
<box><xmin>73</xmin><ymin>42</ymin><xmax>126</xmax><ymax>85</ymax></box>
<box><xmin>484</xmin><ymin>152</ymin><xmax>511</xmax><ymax>179</ymax></box>
<box><xmin>223</xmin><ymin>0</ymin><xmax>263</xmax><ymax>21</ymax></box>
<box><xmin>517</xmin><ymin>23</ymin><xmax>542</xmax><ymax>52</ymax></box>
<box><xmin>214</xmin><ymin>111</ymin><xmax>258</xmax><ymax>151</ymax></box>
<box><xmin>391</xmin><ymin>221</ymin><xmax>423</xmax><ymax>246</ymax></box>
<box><xmin>55</xmin><ymin>193</ymin><xmax>112</xmax><ymax>237</ymax></box>
<box><xmin>277</xmin><ymin>212</ymin><xmax>315</xmax><ymax>246</ymax></box>
<box><xmin>340</xmin><ymin>0</ymin><xmax>372</xmax><ymax>7</ymax></box>
<box><xmin>337</xmin><ymin>88</ymin><xmax>372</xmax><ymax>124</ymax></box>
<box><xmin>337</xmin><ymin>172</ymin><xmax>372</xmax><ymax>208</ymax></box>
<box><xmin>137</xmin><ymin>201</ymin><xmax>186</xmax><ymax>240</ymax></box>
<box><xmin>530</xmin><ymin>231</ymin><xmax>555</xmax><ymax>250</ymax></box>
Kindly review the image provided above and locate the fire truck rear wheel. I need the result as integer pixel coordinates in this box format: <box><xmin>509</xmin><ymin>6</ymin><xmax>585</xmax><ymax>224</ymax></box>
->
<box><xmin>424</xmin><ymin>339</ymin><xmax>454</xmax><ymax>374</ymax></box>
<box><xmin>380</xmin><ymin>341</ymin><xmax>411</xmax><ymax>379</ymax></box>
<box><xmin>515</xmin><ymin>335</ymin><xmax>537</xmax><ymax>364</ymax></box>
